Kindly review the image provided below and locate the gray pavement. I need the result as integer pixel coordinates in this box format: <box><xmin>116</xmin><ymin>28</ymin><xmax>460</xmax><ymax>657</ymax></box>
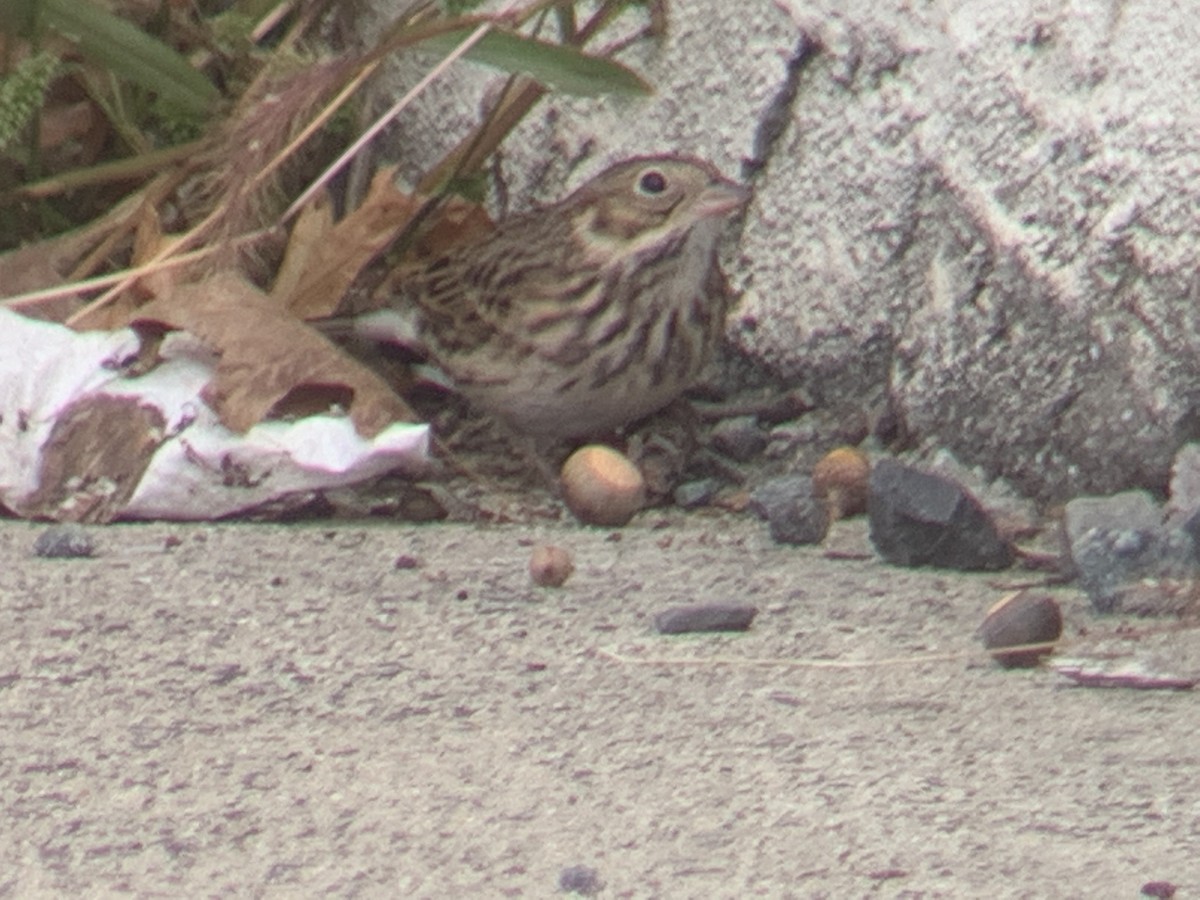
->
<box><xmin>0</xmin><ymin>515</ymin><xmax>1195</xmax><ymax>897</ymax></box>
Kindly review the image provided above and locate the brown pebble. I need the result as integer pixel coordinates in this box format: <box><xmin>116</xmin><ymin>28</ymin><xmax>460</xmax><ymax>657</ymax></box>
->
<box><xmin>980</xmin><ymin>591</ymin><xmax>1063</xmax><ymax>667</ymax></box>
<box><xmin>654</xmin><ymin>603</ymin><xmax>758</xmax><ymax>634</ymax></box>
<box><xmin>560</xmin><ymin>445</ymin><xmax>645</xmax><ymax>526</ymax></box>
<box><xmin>812</xmin><ymin>446</ymin><xmax>871</xmax><ymax>519</ymax></box>
<box><xmin>529</xmin><ymin>544</ymin><xmax>574</xmax><ymax>587</ymax></box>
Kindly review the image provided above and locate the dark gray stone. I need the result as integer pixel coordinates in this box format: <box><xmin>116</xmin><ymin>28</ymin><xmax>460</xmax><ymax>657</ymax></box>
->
<box><xmin>710</xmin><ymin>416</ymin><xmax>768</xmax><ymax>462</ymax></box>
<box><xmin>748</xmin><ymin>476</ymin><xmax>830</xmax><ymax>545</ymax></box>
<box><xmin>1167</xmin><ymin>443</ymin><xmax>1200</xmax><ymax>523</ymax></box>
<box><xmin>673</xmin><ymin>478</ymin><xmax>721</xmax><ymax>509</ymax></box>
<box><xmin>868</xmin><ymin>458</ymin><xmax>1013</xmax><ymax>571</ymax></box>
<box><xmin>558</xmin><ymin>865</ymin><xmax>603</xmax><ymax>895</ymax></box>
<box><xmin>654</xmin><ymin>603</ymin><xmax>759</xmax><ymax>634</ymax></box>
<box><xmin>1063</xmin><ymin>491</ymin><xmax>1198</xmax><ymax>614</ymax></box>
<box><xmin>1064</xmin><ymin>491</ymin><xmax>1161</xmax><ymax>544</ymax></box>
<box><xmin>33</xmin><ymin>525</ymin><xmax>95</xmax><ymax>559</ymax></box>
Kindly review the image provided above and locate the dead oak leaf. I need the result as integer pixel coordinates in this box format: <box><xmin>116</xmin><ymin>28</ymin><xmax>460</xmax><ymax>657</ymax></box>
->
<box><xmin>277</xmin><ymin>167</ymin><xmax>420</xmax><ymax>320</ymax></box>
<box><xmin>271</xmin><ymin>188</ymin><xmax>335</xmax><ymax>308</ymax></box>
<box><xmin>133</xmin><ymin>272</ymin><xmax>415</xmax><ymax>437</ymax></box>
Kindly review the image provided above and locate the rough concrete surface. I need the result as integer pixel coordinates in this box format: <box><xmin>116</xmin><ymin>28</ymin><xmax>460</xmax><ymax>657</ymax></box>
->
<box><xmin>2</xmin><ymin>514</ymin><xmax>1196</xmax><ymax>897</ymax></box>
<box><xmin>369</xmin><ymin>0</ymin><xmax>1200</xmax><ymax>502</ymax></box>
<box><xmin>748</xmin><ymin>1</ymin><xmax>1200</xmax><ymax>503</ymax></box>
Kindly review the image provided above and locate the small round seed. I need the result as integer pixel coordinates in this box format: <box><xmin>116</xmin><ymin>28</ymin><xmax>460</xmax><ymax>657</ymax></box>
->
<box><xmin>560</xmin><ymin>445</ymin><xmax>645</xmax><ymax>527</ymax></box>
<box><xmin>529</xmin><ymin>544</ymin><xmax>574</xmax><ymax>587</ymax></box>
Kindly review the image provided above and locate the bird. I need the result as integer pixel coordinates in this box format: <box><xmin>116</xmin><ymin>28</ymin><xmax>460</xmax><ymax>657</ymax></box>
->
<box><xmin>394</xmin><ymin>154</ymin><xmax>750</xmax><ymax>443</ymax></box>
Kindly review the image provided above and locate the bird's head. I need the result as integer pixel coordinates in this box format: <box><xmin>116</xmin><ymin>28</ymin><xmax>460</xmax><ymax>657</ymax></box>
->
<box><xmin>568</xmin><ymin>155</ymin><xmax>750</xmax><ymax>252</ymax></box>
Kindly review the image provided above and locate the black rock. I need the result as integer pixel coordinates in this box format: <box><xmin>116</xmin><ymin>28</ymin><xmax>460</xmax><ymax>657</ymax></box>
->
<box><xmin>868</xmin><ymin>458</ymin><xmax>1013</xmax><ymax>570</ymax></box>
<box><xmin>1064</xmin><ymin>491</ymin><xmax>1197</xmax><ymax>614</ymax></box>
<box><xmin>748</xmin><ymin>476</ymin><xmax>830</xmax><ymax>545</ymax></box>
<box><xmin>654</xmin><ymin>603</ymin><xmax>759</xmax><ymax>634</ymax></box>
<box><xmin>33</xmin><ymin>525</ymin><xmax>95</xmax><ymax>559</ymax></box>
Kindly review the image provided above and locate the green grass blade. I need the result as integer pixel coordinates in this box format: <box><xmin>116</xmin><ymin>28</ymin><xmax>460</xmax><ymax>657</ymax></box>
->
<box><xmin>38</xmin><ymin>0</ymin><xmax>219</xmax><ymax>114</ymax></box>
<box><xmin>422</xmin><ymin>27</ymin><xmax>651</xmax><ymax>97</ymax></box>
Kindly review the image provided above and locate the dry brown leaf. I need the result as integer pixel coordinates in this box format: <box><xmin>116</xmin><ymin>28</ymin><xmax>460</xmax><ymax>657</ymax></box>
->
<box><xmin>0</xmin><ymin>203</ymin><xmax>137</xmax><ymax>320</ymax></box>
<box><xmin>62</xmin><ymin>201</ymin><xmax>176</xmax><ymax>333</ymax></box>
<box><xmin>133</xmin><ymin>272</ymin><xmax>415</xmax><ymax>436</ymax></box>
<box><xmin>131</xmin><ymin>202</ymin><xmax>167</xmax><ymax>265</ymax></box>
<box><xmin>281</xmin><ymin>166</ymin><xmax>421</xmax><ymax>320</ymax></box>
<box><xmin>271</xmin><ymin>188</ymin><xmax>335</xmax><ymax>305</ymax></box>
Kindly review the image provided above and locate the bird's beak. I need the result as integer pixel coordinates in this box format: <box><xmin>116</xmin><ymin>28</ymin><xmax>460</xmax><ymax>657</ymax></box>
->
<box><xmin>694</xmin><ymin>179</ymin><xmax>752</xmax><ymax>218</ymax></box>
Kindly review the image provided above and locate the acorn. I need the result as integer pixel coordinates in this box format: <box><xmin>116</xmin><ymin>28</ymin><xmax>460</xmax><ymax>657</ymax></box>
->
<box><xmin>811</xmin><ymin>446</ymin><xmax>871</xmax><ymax>519</ymax></box>
<box><xmin>529</xmin><ymin>544</ymin><xmax>574</xmax><ymax>587</ymax></box>
<box><xmin>979</xmin><ymin>591</ymin><xmax>1063</xmax><ymax>667</ymax></box>
<box><xmin>560</xmin><ymin>445</ymin><xmax>646</xmax><ymax>526</ymax></box>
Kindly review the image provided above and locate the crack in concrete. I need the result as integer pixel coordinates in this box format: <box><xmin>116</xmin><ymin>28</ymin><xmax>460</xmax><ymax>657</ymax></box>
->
<box><xmin>742</xmin><ymin>30</ymin><xmax>822</xmax><ymax>181</ymax></box>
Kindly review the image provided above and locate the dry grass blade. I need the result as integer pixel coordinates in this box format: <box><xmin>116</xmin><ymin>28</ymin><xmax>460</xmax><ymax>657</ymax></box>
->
<box><xmin>597</xmin><ymin>645</ymin><xmax>983</xmax><ymax>670</ymax></box>
<box><xmin>281</xmin><ymin>13</ymin><xmax>509</xmax><ymax>223</ymax></box>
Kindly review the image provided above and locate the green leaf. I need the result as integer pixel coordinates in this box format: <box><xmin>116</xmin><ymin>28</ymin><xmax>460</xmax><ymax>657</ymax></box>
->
<box><xmin>439</xmin><ymin>0</ymin><xmax>490</xmax><ymax>14</ymax></box>
<box><xmin>0</xmin><ymin>0</ymin><xmax>40</xmax><ymax>34</ymax></box>
<box><xmin>0</xmin><ymin>51</ymin><xmax>59</xmax><ymax>151</ymax></box>
<box><xmin>421</xmin><ymin>28</ymin><xmax>651</xmax><ymax>98</ymax></box>
<box><xmin>34</xmin><ymin>0</ymin><xmax>219</xmax><ymax>114</ymax></box>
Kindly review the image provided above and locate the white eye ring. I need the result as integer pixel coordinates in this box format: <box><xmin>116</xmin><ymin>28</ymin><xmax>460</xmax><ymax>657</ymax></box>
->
<box><xmin>637</xmin><ymin>169</ymin><xmax>667</xmax><ymax>195</ymax></box>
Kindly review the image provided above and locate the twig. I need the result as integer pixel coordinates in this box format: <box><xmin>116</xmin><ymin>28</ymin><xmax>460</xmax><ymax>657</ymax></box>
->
<box><xmin>598</xmin><ymin>641</ymin><xmax>1063</xmax><ymax>670</ymax></box>
<box><xmin>1</xmin><ymin>228</ymin><xmax>274</xmax><ymax>310</ymax></box>
<box><xmin>279</xmin><ymin>13</ymin><xmax>506</xmax><ymax>224</ymax></box>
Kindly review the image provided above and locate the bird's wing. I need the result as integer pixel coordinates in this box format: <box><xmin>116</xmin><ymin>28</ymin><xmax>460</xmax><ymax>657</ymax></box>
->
<box><xmin>408</xmin><ymin>222</ymin><xmax>606</xmax><ymax>358</ymax></box>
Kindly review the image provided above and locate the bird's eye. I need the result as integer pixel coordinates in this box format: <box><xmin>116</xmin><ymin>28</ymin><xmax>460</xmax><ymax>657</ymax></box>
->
<box><xmin>637</xmin><ymin>170</ymin><xmax>667</xmax><ymax>195</ymax></box>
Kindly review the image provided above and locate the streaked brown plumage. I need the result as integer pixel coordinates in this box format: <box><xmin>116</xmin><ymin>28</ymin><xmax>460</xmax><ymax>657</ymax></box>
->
<box><xmin>399</xmin><ymin>155</ymin><xmax>750</xmax><ymax>441</ymax></box>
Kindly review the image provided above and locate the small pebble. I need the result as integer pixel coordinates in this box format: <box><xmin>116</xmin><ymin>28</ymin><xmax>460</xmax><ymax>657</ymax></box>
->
<box><xmin>654</xmin><ymin>603</ymin><xmax>758</xmax><ymax>634</ymax></box>
<box><xmin>673</xmin><ymin>478</ymin><xmax>721</xmax><ymax>509</ymax></box>
<box><xmin>812</xmin><ymin>446</ymin><xmax>871</xmax><ymax>518</ymax></box>
<box><xmin>1064</xmin><ymin>490</ymin><xmax>1192</xmax><ymax>614</ymax></box>
<box><xmin>1141</xmin><ymin>881</ymin><xmax>1177</xmax><ymax>899</ymax></box>
<box><xmin>33</xmin><ymin>525</ymin><xmax>95</xmax><ymax>559</ymax></box>
<box><xmin>749</xmin><ymin>476</ymin><xmax>830</xmax><ymax>545</ymax></box>
<box><xmin>529</xmin><ymin>545</ymin><xmax>574</xmax><ymax>587</ymax></box>
<box><xmin>558</xmin><ymin>864</ymin><xmax>603</xmax><ymax>896</ymax></box>
<box><xmin>979</xmin><ymin>591</ymin><xmax>1062</xmax><ymax>667</ymax></box>
<box><xmin>710</xmin><ymin>415</ymin><xmax>767</xmax><ymax>462</ymax></box>
<box><xmin>394</xmin><ymin>554</ymin><xmax>421</xmax><ymax>570</ymax></box>
<box><xmin>561</xmin><ymin>445</ymin><xmax>645</xmax><ymax>527</ymax></box>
